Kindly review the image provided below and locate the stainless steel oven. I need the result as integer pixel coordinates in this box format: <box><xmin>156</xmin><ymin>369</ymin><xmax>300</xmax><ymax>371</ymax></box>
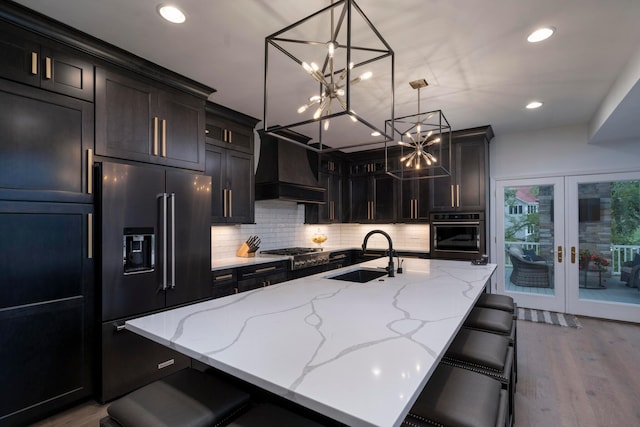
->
<box><xmin>430</xmin><ymin>212</ymin><xmax>485</xmax><ymax>260</ymax></box>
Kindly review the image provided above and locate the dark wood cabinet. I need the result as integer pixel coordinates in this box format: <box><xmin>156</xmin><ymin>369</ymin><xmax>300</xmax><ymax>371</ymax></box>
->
<box><xmin>399</xmin><ymin>178</ymin><xmax>430</xmax><ymax>222</ymax></box>
<box><xmin>100</xmin><ymin>320</ymin><xmax>190</xmax><ymax>402</ymax></box>
<box><xmin>205</xmin><ymin>103</ymin><xmax>259</xmax><ymax>224</ymax></box>
<box><xmin>0</xmin><ymin>201</ymin><xmax>94</xmax><ymax>426</ymax></box>
<box><xmin>0</xmin><ymin>23</ymin><xmax>94</xmax><ymax>102</ymax></box>
<box><xmin>0</xmin><ymin>78</ymin><xmax>94</xmax><ymax>203</ymax></box>
<box><xmin>306</xmin><ymin>156</ymin><xmax>344</xmax><ymax>224</ymax></box>
<box><xmin>206</xmin><ymin>144</ymin><xmax>254</xmax><ymax>224</ymax></box>
<box><xmin>95</xmin><ymin>67</ymin><xmax>206</xmax><ymax>171</ymax></box>
<box><xmin>430</xmin><ymin>127</ymin><xmax>492</xmax><ymax>212</ymax></box>
<box><xmin>349</xmin><ymin>173</ymin><xmax>396</xmax><ymax>223</ymax></box>
<box><xmin>236</xmin><ymin>261</ymin><xmax>288</xmax><ymax>293</ymax></box>
<box><xmin>212</xmin><ymin>268</ymin><xmax>237</xmax><ymax>298</ymax></box>
<box><xmin>206</xmin><ymin>117</ymin><xmax>254</xmax><ymax>154</ymax></box>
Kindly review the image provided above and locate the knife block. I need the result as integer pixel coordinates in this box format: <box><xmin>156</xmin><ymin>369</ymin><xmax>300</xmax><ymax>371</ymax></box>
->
<box><xmin>236</xmin><ymin>242</ymin><xmax>255</xmax><ymax>257</ymax></box>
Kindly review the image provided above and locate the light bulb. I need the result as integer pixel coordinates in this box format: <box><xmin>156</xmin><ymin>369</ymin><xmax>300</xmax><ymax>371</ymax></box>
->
<box><xmin>323</xmin><ymin>120</ymin><xmax>330</xmax><ymax>131</ymax></box>
<box><xmin>337</xmin><ymin>89</ymin><xmax>345</xmax><ymax>96</ymax></box>
<box><xmin>297</xmin><ymin>105</ymin><xmax>308</xmax><ymax>114</ymax></box>
<box><xmin>158</xmin><ymin>5</ymin><xmax>186</xmax><ymax>23</ymax></box>
<box><xmin>360</xmin><ymin>71</ymin><xmax>373</xmax><ymax>80</ymax></box>
<box><xmin>313</xmin><ymin>108</ymin><xmax>322</xmax><ymax>120</ymax></box>
<box><xmin>328</xmin><ymin>42</ymin><xmax>336</xmax><ymax>57</ymax></box>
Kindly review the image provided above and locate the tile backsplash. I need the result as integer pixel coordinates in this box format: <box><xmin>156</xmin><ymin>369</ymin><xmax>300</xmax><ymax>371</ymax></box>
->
<box><xmin>211</xmin><ymin>200</ymin><xmax>429</xmax><ymax>262</ymax></box>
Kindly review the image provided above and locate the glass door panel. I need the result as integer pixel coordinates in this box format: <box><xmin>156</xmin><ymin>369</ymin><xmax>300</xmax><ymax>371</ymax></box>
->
<box><xmin>566</xmin><ymin>174</ymin><xmax>640</xmax><ymax>323</ymax></box>
<box><xmin>496</xmin><ymin>177</ymin><xmax>565</xmax><ymax>312</ymax></box>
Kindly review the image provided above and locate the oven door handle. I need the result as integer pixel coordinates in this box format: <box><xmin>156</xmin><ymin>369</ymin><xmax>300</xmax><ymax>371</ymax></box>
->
<box><xmin>433</xmin><ymin>221</ymin><xmax>481</xmax><ymax>226</ymax></box>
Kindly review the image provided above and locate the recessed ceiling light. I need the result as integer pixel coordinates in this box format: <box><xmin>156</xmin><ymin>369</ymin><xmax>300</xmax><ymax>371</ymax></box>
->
<box><xmin>527</xmin><ymin>27</ymin><xmax>555</xmax><ymax>43</ymax></box>
<box><xmin>526</xmin><ymin>101</ymin><xmax>543</xmax><ymax>109</ymax></box>
<box><xmin>371</xmin><ymin>131</ymin><xmax>381</xmax><ymax>137</ymax></box>
<box><xmin>157</xmin><ymin>4</ymin><xmax>186</xmax><ymax>24</ymax></box>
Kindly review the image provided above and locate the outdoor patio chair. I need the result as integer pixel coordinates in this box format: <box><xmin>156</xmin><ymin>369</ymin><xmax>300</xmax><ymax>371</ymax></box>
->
<box><xmin>621</xmin><ymin>253</ymin><xmax>640</xmax><ymax>288</ymax></box>
<box><xmin>508</xmin><ymin>246</ymin><xmax>552</xmax><ymax>288</ymax></box>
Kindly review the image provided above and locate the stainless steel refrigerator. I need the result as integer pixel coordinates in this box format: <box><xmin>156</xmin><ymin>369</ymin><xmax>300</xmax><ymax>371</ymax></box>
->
<box><xmin>97</xmin><ymin>161</ymin><xmax>211</xmax><ymax>401</ymax></box>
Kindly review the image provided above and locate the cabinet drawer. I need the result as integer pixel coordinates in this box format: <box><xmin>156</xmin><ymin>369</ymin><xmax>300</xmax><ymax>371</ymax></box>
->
<box><xmin>100</xmin><ymin>321</ymin><xmax>190</xmax><ymax>402</ymax></box>
<box><xmin>212</xmin><ymin>268</ymin><xmax>237</xmax><ymax>298</ymax></box>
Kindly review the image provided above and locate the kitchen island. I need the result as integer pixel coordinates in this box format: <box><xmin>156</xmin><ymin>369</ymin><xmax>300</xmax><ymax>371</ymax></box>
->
<box><xmin>127</xmin><ymin>257</ymin><xmax>496</xmax><ymax>427</ymax></box>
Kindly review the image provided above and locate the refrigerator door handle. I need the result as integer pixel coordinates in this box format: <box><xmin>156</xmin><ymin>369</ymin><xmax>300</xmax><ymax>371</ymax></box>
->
<box><xmin>169</xmin><ymin>192</ymin><xmax>176</xmax><ymax>289</ymax></box>
<box><xmin>161</xmin><ymin>192</ymin><xmax>168</xmax><ymax>290</ymax></box>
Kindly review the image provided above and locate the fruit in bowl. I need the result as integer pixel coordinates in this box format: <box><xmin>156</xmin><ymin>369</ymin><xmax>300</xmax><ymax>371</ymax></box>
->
<box><xmin>312</xmin><ymin>230</ymin><xmax>327</xmax><ymax>246</ymax></box>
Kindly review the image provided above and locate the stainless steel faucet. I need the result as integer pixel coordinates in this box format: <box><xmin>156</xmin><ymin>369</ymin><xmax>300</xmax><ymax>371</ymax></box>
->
<box><xmin>362</xmin><ymin>230</ymin><xmax>395</xmax><ymax>277</ymax></box>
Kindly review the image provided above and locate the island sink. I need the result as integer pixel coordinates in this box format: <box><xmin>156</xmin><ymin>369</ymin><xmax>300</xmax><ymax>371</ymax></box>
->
<box><xmin>326</xmin><ymin>268</ymin><xmax>388</xmax><ymax>283</ymax></box>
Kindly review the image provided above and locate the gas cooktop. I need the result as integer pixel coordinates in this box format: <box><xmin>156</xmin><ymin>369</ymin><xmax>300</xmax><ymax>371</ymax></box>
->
<box><xmin>260</xmin><ymin>247</ymin><xmax>329</xmax><ymax>270</ymax></box>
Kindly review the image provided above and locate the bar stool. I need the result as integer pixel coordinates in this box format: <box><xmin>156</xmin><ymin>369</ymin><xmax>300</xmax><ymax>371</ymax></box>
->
<box><xmin>99</xmin><ymin>368</ymin><xmax>251</xmax><ymax>427</ymax></box>
<box><xmin>474</xmin><ymin>293</ymin><xmax>518</xmax><ymax>381</ymax></box>
<box><xmin>441</xmin><ymin>328</ymin><xmax>515</xmax><ymax>424</ymax></box>
<box><xmin>403</xmin><ymin>364</ymin><xmax>508</xmax><ymax>427</ymax></box>
<box><xmin>226</xmin><ymin>403</ymin><xmax>325</xmax><ymax>427</ymax></box>
<box><xmin>475</xmin><ymin>293</ymin><xmax>516</xmax><ymax>318</ymax></box>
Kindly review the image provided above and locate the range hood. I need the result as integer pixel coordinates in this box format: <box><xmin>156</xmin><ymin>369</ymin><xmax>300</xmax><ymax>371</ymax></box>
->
<box><xmin>255</xmin><ymin>130</ymin><xmax>326</xmax><ymax>204</ymax></box>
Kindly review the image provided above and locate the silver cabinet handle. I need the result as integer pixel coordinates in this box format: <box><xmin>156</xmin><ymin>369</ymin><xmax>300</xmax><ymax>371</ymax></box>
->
<box><xmin>169</xmin><ymin>193</ymin><xmax>176</xmax><ymax>289</ymax></box>
<box><xmin>161</xmin><ymin>193</ymin><xmax>168</xmax><ymax>290</ymax></box>
<box><xmin>87</xmin><ymin>148</ymin><xmax>93</xmax><ymax>194</ymax></box>
<box><xmin>87</xmin><ymin>213</ymin><xmax>93</xmax><ymax>259</ymax></box>
<box><xmin>45</xmin><ymin>56</ymin><xmax>52</xmax><ymax>79</ymax></box>
<box><xmin>228</xmin><ymin>189</ymin><xmax>233</xmax><ymax>218</ymax></box>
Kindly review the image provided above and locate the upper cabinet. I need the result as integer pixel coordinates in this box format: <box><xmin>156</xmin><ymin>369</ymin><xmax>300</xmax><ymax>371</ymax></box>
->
<box><xmin>348</xmin><ymin>153</ymin><xmax>397</xmax><ymax>223</ymax></box>
<box><xmin>399</xmin><ymin>178</ymin><xmax>430</xmax><ymax>222</ymax></box>
<box><xmin>0</xmin><ymin>24</ymin><xmax>94</xmax><ymax>102</ymax></box>
<box><xmin>306</xmin><ymin>155</ymin><xmax>345</xmax><ymax>224</ymax></box>
<box><xmin>95</xmin><ymin>68</ymin><xmax>206</xmax><ymax>171</ymax></box>
<box><xmin>205</xmin><ymin>102</ymin><xmax>259</xmax><ymax>224</ymax></box>
<box><xmin>430</xmin><ymin>126</ymin><xmax>493</xmax><ymax>212</ymax></box>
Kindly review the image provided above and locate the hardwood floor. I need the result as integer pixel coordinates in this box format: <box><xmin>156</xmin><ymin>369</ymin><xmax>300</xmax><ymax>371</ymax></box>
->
<box><xmin>30</xmin><ymin>317</ymin><xmax>640</xmax><ymax>427</ymax></box>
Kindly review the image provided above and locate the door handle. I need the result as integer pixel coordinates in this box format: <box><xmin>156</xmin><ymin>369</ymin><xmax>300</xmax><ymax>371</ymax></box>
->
<box><xmin>87</xmin><ymin>148</ymin><xmax>93</xmax><ymax>194</ymax></box>
<box><xmin>161</xmin><ymin>119</ymin><xmax>167</xmax><ymax>157</ymax></box>
<box><xmin>31</xmin><ymin>52</ymin><xmax>38</xmax><ymax>75</ymax></box>
<box><xmin>450</xmin><ymin>185</ymin><xmax>455</xmax><ymax>208</ymax></box>
<box><xmin>87</xmin><ymin>213</ymin><xmax>93</xmax><ymax>259</ymax></box>
<box><xmin>153</xmin><ymin>117</ymin><xmax>159</xmax><ymax>156</ymax></box>
<box><xmin>161</xmin><ymin>193</ymin><xmax>168</xmax><ymax>290</ymax></box>
<box><xmin>557</xmin><ymin>245</ymin><xmax>563</xmax><ymax>263</ymax></box>
<box><xmin>45</xmin><ymin>57</ymin><xmax>52</xmax><ymax>80</ymax></box>
<box><xmin>169</xmin><ymin>193</ymin><xmax>176</xmax><ymax>289</ymax></box>
<box><xmin>571</xmin><ymin>246</ymin><xmax>576</xmax><ymax>264</ymax></box>
<box><xmin>223</xmin><ymin>189</ymin><xmax>228</xmax><ymax>217</ymax></box>
<box><xmin>228</xmin><ymin>189</ymin><xmax>233</xmax><ymax>218</ymax></box>
<box><xmin>456</xmin><ymin>185</ymin><xmax>460</xmax><ymax>207</ymax></box>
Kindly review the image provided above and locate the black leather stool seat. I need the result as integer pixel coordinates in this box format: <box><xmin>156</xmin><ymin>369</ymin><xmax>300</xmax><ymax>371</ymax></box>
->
<box><xmin>475</xmin><ymin>293</ymin><xmax>516</xmax><ymax>315</ymax></box>
<box><xmin>101</xmin><ymin>368</ymin><xmax>251</xmax><ymax>427</ymax></box>
<box><xmin>443</xmin><ymin>328</ymin><xmax>513</xmax><ymax>382</ymax></box>
<box><xmin>403</xmin><ymin>364</ymin><xmax>508</xmax><ymax>427</ymax></box>
<box><xmin>226</xmin><ymin>403</ymin><xmax>324</xmax><ymax>427</ymax></box>
<box><xmin>464</xmin><ymin>307</ymin><xmax>515</xmax><ymax>340</ymax></box>
<box><xmin>442</xmin><ymin>328</ymin><xmax>515</xmax><ymax>423</ymax></box>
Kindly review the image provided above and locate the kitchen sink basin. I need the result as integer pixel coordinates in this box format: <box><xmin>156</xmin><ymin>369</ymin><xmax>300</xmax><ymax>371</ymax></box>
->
<box><xmin>326</xmin><ymin>268</ymin><xmax>388</xmax><ymax>283</ymax></box>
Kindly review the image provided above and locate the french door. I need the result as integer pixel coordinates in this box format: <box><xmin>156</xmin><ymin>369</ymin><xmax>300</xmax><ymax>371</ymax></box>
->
<box><xmin>495</xmin><ymin>173</ymin><xmax>640</xmax><ymax>323</ymax></box>
<box><xmin>496</xmin><ymin>177</ymin><xmax>566</xmax><ymax>313</ymax></box>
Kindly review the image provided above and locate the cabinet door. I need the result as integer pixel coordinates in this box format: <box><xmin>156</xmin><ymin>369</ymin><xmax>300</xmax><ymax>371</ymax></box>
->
<box><xmin>39</xmin><ymin>44</ymin><xmax>94</xmax><ymax>102</ymax></box>
<box><xmin>0</xmin><ymin>79</ymin><xmax>93</xmax><ymax>203</ymax></box>
<box><xmin>399</xmin><ymin>179</ymin><xmax>430</xmax><ymax>222</ymax></box>
<box><xmin>350</xmin><ymin>176</ymin><xmax>370</xmax><ymax>222</ymax></box>
<box><xmin>206</xmin><ymin>118</ymin><xmax>254</xmax><ymax>154</ymax></box>
<box><xmin>159</xmin><ymin>91</ymin><xmax>205</xmax><ymax>171</ymax></box>
<box><xmin>0</xmin><ymin>201</ymin><xmax>94</xmax><ymax>425</ymax></box>
<box><xmin>430</xmin><ymin>176</ymin><xmax>454</xmax><ymax>211</ymax></box>
<box><xmin>0</xmin><ymin>25</ymin><xmax>94</xmax><ymax>101</ymax></box>
<box><xmin>0</xmin><ymin>24</ymin><xmax>41</xmax><ymax>88</ymax></box>
<box><xmin>205</xmin><ymin>145</ymin><xmax>227</xmax><ymax>222</ymax></box>
<box><xmin>373</xmin><ymin>174</ymin><xmax>396</xmax><ymax>222</ymax></box>
<box><xmin>456</xmin><ymin>140</ymin><xmax>486</xmax><ymax>211</ymax></box>
<box><xmin>226</xmin><ymin>150</ymin><xmax>254</xmax><ymax>224</ymax></box>
<box><xmin>95</xmin><ymin>68</ymin><xmax>156</xmax><ymax>163</ymax></box>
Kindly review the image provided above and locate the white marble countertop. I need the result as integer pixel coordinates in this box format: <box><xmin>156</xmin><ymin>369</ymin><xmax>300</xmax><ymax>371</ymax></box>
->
<box><xmin>128</xmin><ymin>258</ymin><xmax>496</xmax><ymax>427</ymax></box>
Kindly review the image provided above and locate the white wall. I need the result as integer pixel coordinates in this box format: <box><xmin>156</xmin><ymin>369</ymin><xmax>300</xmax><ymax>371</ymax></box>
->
<box><xmin>490</xmin><ymin>124</ymin><xmax>640</xmax><ymax>180</ymax></box>
<box><xmin>211</xmin><ymin>200</ymin><xmax>429</xmax><ymax>262</ymax></box>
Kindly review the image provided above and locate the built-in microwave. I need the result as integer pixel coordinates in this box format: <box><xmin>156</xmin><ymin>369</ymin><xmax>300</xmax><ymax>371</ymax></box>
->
<box><xmin>430</xmin><ymin>212</ymin><xmax>485</xmax><ymax>260</ymax></box>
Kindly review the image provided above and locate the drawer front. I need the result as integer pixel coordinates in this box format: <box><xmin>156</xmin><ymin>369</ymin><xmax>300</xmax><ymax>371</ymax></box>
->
<box><xmin>100</xmin><ymin>321</ymin><xmax>190</xmax><ymax>402</ymax></box>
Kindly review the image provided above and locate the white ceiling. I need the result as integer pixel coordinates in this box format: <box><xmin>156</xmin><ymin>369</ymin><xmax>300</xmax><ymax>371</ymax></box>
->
<box><xmin>13</xmin><ymin>0</ymin><xmax>640</xmax><ymax>149</ymax></box>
